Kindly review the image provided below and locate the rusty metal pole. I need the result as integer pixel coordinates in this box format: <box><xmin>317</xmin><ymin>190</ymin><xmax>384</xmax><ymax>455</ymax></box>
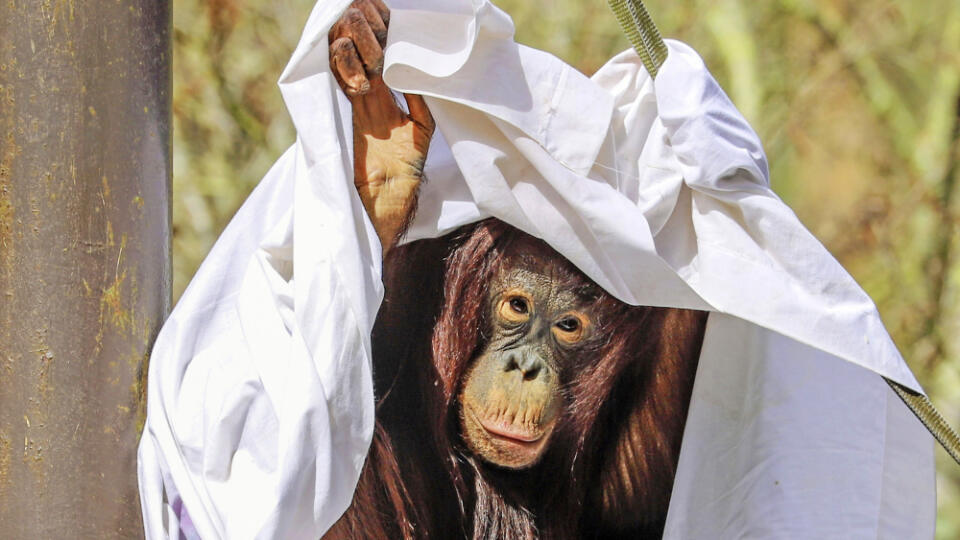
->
<box><xmin>0</xmin><ymin>1</ymin><xmax>170</xmax><ymax>537</ymax></box>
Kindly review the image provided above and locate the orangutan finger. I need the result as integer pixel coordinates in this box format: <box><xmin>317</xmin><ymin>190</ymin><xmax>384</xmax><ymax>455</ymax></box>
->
<box><xmin>329</xmin><ymin>8</ymin><xmax>348</xmax><ymax>44</ymax></box>
<box><xmin>338</xmin><ymin>7</ymin><xmax>383</xmax><ymax>76</ymax></box>
<box><xmin>355</xmin><ymin>0</ymin><xmax>387</xmax><ymax>47</ymax></box>
<box><xmin>367</xmin><ymin>0</ymin><xmax>390</xmax><ymax>28</ymax></box>
<box><xmin>403</xmin><ymin>93</ymin><xmax>435</xmax><ymax>134</ymax></box>
<box><xmin>331</xmin><ymin>37</ymin><xmax>370</xmax><ymax>96</ymax></box>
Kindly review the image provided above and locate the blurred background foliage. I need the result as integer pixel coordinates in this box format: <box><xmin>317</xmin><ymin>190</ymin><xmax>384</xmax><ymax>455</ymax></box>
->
<box><xmin>172</xmin><ymin>0</ymin><xmax>960</xmax><ymax>534</ymax></box>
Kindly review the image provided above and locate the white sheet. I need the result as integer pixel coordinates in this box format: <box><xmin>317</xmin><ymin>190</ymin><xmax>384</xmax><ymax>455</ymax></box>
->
<box><xmin>138</xmin><ymin>0</ymin><xmax>935</xmax><ymax>537</ymax></box>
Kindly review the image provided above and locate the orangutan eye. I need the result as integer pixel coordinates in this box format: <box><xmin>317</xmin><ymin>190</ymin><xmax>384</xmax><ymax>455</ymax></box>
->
<box><xmin>509</xmin><ymin>297</ymin><xmax>528</xmax><ymax>314</ymax></box>
<box><xmin>552</xmin><ymin>313</ymin><xmax>588</xmax><ymax>344</ymax></box>
<box><xmin>498</xmin><ymin>292</ymin><xmax>532</xmax><ymax>324</ymax></box>
<box><xmin>556</xmin><ymin>317</ymin><xmax>579</xmax><ymax>332</ymax></box>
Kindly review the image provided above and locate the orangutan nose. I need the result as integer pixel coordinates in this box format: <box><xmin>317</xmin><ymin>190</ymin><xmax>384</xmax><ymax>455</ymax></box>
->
<box><xmin>504</xmin><ymin>351</ymin><xmax>543</xmax><ymax>381</ymax></box>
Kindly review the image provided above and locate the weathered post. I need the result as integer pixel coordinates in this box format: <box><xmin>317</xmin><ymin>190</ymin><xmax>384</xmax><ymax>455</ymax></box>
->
<box><xmin>0</xmin><ymin>1</ymin><xmax>170</xmax><ymax>537</ymax></box>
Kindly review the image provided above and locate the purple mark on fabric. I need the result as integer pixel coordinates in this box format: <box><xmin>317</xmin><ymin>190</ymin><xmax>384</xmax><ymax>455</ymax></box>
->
<box><xmin>170</xmin><ymin>495</ymin><xmax>201</xmax><ymax>540</ymax></box>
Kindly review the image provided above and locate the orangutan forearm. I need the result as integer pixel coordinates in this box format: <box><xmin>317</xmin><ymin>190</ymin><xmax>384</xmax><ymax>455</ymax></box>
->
<box><xmin>349</xmin><ymin>86</ymin><xmax>432</xmax><ymax>254</ymax></box>
<box><xmin>329</xmin><ymin>0</ymin><xmax>434</xmax><ymax>256</ymax></box>
<box><xmin>354</xmin><ymin>163</ymin><xmax>422</xmax><ymax>254</ymax></box>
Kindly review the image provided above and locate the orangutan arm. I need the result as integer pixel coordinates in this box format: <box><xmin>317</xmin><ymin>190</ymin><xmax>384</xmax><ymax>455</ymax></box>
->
<box><xmin>328</xmin><ymin>0</ymin><xmax>435</xmax><ymax>256</ymax></box>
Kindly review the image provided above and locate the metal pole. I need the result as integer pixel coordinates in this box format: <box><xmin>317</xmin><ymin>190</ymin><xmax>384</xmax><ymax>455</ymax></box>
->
<box><xmin>0</xmin><ymin>0</ymin><xmax>170</xmax><ymax>537</ymax></box>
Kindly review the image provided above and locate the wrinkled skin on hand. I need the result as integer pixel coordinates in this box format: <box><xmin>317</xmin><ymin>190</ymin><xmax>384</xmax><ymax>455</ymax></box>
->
<box><xmin>328</xmin><ymin>0</ymin><xmax>435</xmax><ymax>254</ymax></box>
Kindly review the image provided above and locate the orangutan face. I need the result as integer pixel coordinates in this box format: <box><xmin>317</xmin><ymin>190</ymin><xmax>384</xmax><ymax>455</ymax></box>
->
<box><xmin>458</xmin><ymin>238</ymin><xmax>602</xmax><ymax>469</ymax></box>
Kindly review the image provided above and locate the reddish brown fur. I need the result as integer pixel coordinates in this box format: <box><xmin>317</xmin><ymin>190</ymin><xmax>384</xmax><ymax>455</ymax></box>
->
<box><xmin>324</xmin><ymin>219</ymin><xmax>708</xmax><ymax>540</ymax></box>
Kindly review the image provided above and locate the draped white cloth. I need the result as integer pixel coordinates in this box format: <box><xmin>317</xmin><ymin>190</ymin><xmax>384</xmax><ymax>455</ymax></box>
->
<box><xmin>137</xmin><ymin>0</ymin><xmax>936</xmax><ymax>538</ymax></box>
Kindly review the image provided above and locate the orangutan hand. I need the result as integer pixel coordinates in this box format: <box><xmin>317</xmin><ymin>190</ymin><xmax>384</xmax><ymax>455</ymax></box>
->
<box><xmin>329</xmin><ymin>0</ymin><xmax>435</xmax><ymax>255</ymax></box>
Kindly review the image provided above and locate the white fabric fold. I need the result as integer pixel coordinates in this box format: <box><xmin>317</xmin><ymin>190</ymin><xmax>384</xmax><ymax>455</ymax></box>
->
<box><xmin>138</xmin><ymin>0</ymin><xmax>935</xmax><ymax>538</ymax></box>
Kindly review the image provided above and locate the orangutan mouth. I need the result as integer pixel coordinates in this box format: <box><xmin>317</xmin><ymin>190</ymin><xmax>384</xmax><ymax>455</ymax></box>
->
<box><xmin>459</xmin><ymin>404</ymin><xmax>558</xmax><ymax>469</ymax></box>
<box><xmin>478</xmin><ymin>418</ymin><xmax>546</xmax><ymax>443</ymax></box>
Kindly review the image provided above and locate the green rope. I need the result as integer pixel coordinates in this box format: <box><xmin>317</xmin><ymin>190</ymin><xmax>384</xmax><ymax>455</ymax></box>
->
<box><xmin>887</xmin><ymin>378</ymin><xmax>960</xmax><ymax>466</ymax></box>
<box><xmin>607</xmin><ymin>0</ymin><xmax>669</xmax><ymax>77</ymax></box>
<box><xmin>607</xmin><ymin>0</ymin><xmax>960</xmax><ymax>467</ymax></box>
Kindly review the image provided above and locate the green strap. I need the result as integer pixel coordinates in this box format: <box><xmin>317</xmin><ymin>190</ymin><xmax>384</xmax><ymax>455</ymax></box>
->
<box><xmin>887</xmin><ymin>378</ymin><xmax>960</xmax><ymax>465</ymax></box>
<box><xmin>607</xmin><ymin>0</ymin><xmax>960</xmax><ymax>467</ymax></box>
<box><xmin>606</xmin><ymin>0</ymin><xmax>668</xmax><ymax>77</ymax></box>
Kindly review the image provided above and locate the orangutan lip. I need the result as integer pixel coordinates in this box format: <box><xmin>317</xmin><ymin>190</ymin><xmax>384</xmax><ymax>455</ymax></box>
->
<box><xmin>468</xmin><ymin>408</ymin><xmax>547</xmax><ymax>444</ymax></box>
<box><xmin>481</xmin><ymin>422</ymin><xmax>543</xmax><ymax>443</ymax></box>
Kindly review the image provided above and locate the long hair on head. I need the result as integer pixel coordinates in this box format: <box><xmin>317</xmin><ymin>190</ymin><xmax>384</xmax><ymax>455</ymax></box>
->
<box><xmin>428</xmin><ymin>220</ymin><xmax>513</xmax><ymax>493</ymax></box>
